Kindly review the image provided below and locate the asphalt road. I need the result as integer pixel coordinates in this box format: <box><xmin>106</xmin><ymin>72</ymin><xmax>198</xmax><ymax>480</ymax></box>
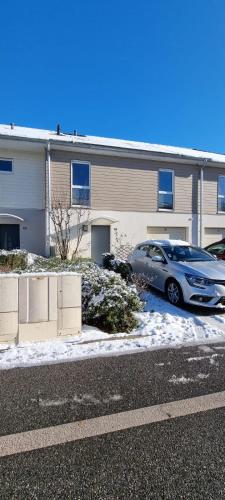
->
<box><xmin>1</xmin><ymin>343</ymin><xmax>225</xmax><ymax>498</ymax></box>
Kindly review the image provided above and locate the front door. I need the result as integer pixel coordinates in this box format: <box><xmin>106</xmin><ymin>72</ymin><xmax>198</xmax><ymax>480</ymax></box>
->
<box><xmin>0</xmin><ymin>224</ymin><xmax>20</xmax><ymax>250</ymax></box>
<box><xmin>91</xmin><ymin>225</ymin><xmax>110</xmax><ymax>265</ymax></box>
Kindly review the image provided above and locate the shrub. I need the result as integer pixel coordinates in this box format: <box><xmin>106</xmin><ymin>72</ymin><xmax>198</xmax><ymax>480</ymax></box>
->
<box><xmin>131</xmin><ymin>273</ymin><xmax>152</xmax><ymax>293</ymax></box>
<box><xmin>80</xmin><ymin>263</ymin><xmax>142</xmax><ymax>333</ymax></box>
<box><xmin>0</xmin><ymin>250</ymin><xmax>27</xmax><ymax>270</ymax></box>
<box><xmin>102</xmin><ymin>253</ymin><xmax>132</xmax><ymax>282</ymax></box>
<box><xmin>102</xmin><ymin>253</ymin><xmax>115</xmax><ymax>270</ymax></box>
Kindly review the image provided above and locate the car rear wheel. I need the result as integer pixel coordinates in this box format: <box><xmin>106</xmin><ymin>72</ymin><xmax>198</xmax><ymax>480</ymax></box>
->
<box><xmin>166</xmin><ymin>279</ymin><xmax>183</xmax><ymax>306</ymax></box>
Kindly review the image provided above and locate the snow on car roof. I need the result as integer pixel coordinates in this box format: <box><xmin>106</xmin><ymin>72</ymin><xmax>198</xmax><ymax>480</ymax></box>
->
<box><xmin>139</xmin><ymin>239</ymin><xmax>190</xmax><ymax>247</ymax></box>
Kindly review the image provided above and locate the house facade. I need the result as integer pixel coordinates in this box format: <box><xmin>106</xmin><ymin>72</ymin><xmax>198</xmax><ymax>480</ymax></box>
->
<box><xmin>1</xmin><ymin>123</ymin><xmax>225</xmax><ymax>262</ymax></box>
<box><xmin>0</xmin><ymin>134</ymin><xmax>46</xmax><ymax>255</ymax></box>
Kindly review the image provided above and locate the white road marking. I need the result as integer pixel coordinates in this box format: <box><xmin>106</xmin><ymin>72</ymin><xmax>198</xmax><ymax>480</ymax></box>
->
<box><xmin>1</xmin><ymin>391</ymin><xmax>225</xmax><ymax>458</ymax></box>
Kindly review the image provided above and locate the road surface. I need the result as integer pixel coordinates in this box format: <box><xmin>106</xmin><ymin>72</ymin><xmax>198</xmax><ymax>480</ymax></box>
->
<box><xmin>1</xmin><ymin>342</ymin><xmax>225</xmax><ymax>498</ymax></box>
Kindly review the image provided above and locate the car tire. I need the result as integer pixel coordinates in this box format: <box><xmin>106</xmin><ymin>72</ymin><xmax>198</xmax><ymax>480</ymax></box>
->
<box><xmin>166</xmin><ymin>279</ymin><xmax>183</xmax><ymax>306</ymax></box>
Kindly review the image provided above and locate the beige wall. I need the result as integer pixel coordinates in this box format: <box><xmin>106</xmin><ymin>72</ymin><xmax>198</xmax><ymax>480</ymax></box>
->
<box><xmin>50</xmin><ymin>150</ymin><xmax>199</xmax><ymax>214</ymax></box>
<box><xmin>203</xmin><ymin>166</ymin><xmax>225</xmax><ymax>215</ymax></box>
<box><xmin>50</xmin><ymin>209</ymin><xmax>195</xmax><ymax>259</ymax></box>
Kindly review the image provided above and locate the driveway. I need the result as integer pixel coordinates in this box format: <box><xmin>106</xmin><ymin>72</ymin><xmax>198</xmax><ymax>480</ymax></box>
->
<box><xmin>148</xmin><ymin>287</ymin><xmax>225</xmax><ymax>334</ymax></box>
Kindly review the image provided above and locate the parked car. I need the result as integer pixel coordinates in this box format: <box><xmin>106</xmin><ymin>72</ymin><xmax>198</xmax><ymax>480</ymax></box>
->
<box><xmin>205</xmin><ymin>238</ymin><xmax>225</xmax><ymax>260</ymax></box>
<box><xmin>127</xmin><ymin>239</ymin><xmax>225</xmax><ymax>308</ymax></box>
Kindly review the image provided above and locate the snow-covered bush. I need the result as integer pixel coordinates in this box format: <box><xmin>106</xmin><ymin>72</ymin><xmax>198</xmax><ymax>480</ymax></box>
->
<box><xmin>103</xmin><ymin>253</ymin><xmax>132</xmax><ymax>282</ymax></box>
<box><xmin>80</xmin><ymin>262</ymin><xmax>142</xmax><ymax>333</ymax></box>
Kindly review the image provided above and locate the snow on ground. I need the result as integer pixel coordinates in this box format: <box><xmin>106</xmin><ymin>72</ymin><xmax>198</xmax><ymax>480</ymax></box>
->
<box><xmin>1</xmin><ymin>291</ymin><xmax>225</xmax><ymax>370</ymax></box>
<box><xmin>168</xmin><ymin>374</ymin><xmax>209</xmax><ymax>385</ymax></box>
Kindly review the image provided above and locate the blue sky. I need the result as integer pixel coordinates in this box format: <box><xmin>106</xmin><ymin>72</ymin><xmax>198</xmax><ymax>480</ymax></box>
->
<box><xmin>1</xmin><ymin>0</ymin><xmax>225</xmax><ymax>152</ymax></box>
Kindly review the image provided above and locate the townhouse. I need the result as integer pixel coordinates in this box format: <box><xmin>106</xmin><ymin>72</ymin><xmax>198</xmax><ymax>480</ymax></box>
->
<box><xmin>0</xmin><ymin>123</ymin><xmax>225</xmax><ymax>263</ymax></box>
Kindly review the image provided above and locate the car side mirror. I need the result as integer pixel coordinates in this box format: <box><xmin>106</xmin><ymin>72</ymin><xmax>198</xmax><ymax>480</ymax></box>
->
<box><xmin>151</xmin><ymin>255</ymin><xmax>165</xmax><ymax>263</ymax></box>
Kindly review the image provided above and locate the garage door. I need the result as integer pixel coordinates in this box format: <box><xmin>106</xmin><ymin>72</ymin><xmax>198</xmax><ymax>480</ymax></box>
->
<box><xmin>204</xmin><ymin>228</ymin><xmax>225</xmax><ymax>246</ymax></box>
<box><xmin>147</xmin><ymin>226</ymin><xmax>187</xmax><ymax>241</ymax></box>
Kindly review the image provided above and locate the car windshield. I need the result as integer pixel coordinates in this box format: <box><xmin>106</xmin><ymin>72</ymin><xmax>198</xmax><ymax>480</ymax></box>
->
<box><xmin>162</xmin><ymin>245</ymin><xmax>215</xmax><ymax>262</ymax></box>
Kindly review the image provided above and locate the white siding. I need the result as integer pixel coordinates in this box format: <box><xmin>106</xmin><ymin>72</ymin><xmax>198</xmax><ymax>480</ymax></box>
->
<box><xmin>0</xmin><ymin>149</ymin><xmax>45</xmax><ymax>209</ymax></box>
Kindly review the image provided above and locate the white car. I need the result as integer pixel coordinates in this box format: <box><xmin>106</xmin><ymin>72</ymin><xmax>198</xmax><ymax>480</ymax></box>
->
<box><xmin>128</xmin><ymin>239</ymin><xmax>225</xmax><ymax>308</ymax></box>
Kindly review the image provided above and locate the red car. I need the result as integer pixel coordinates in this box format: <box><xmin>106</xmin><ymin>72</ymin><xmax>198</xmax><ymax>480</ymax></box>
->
<box><xmin>205</xmin><ymin>238</ymin><xmax>225</xmax><ymax>260</ymax></box>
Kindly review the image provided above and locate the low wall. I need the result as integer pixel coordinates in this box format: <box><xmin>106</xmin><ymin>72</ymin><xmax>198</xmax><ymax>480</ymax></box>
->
<box><xmin>0</xmin><ymin>272</ymin><xmax>81</xmax><ymax>344</ymax></box>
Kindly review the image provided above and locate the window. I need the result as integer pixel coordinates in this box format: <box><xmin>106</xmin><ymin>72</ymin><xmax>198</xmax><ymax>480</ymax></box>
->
<box><xmin>72</xmin><ymin>161</ymin><xmax>90</xmax><ymax>206</ymax></box>
<box><xmin>163</xmin><ymin>245</ymin><xmax>214</xmax><ymax>262</ymax></box>
<box><xmin>148</xmin><ymin>245</ymin><xmax>165</xmax><ymax>260</ymax></box>
<box><xmin>218</xmin><ymin>176</ymin><xmax>225</xmax><ymax>212</ymax></box>
<box><xmin>0</xmin><ymin>159</ymin><xmax>12</xmax><ymax>173</ymax></box>
<box><xmin>137</xmin><ymin>244</ymin><xmax>151</xmax><ymax>256</ymax></box>
<box><xmin>206</xmin><ymin>243</ymin><xmax>225</xmax><ymax>257</ymax></box>
<box><xmin>158</xmin><ymin>170</ymin><xmax>174</xmax><ymax>210</ymax></box>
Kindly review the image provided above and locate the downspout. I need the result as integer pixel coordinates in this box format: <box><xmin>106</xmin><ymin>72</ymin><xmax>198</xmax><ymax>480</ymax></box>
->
<box><xmin>45</xmin><ymin>141</ymin><xmax>51</xmax><ymax>257</ymax></box>
<box><xmin>199</xmin><ymin>158</ymin><xmax>207</xmax><ymax>247</ymax></box>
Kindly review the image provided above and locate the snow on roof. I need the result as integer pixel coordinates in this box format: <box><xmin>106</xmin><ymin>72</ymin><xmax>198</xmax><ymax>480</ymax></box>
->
<box><xmin>0</xmin><ymin>123</ymin><xmax>225</xmax><ymax>163</ymax></box>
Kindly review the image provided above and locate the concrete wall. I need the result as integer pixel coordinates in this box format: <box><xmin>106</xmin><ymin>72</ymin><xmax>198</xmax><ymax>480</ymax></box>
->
<box><xmin>0</xmin><ymin>272</ymin><xmax>81</xmax><ymax>344</ymax></box>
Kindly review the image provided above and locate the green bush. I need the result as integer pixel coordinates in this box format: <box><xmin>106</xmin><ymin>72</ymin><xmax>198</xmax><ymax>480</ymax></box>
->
<box><xmin>0</xmin><ymin>251</ymin><xmax>27</xmax><ymax>270</ymax></box>
<box><xmin>102</xmin><ymin>253</ymin><xmax>131</xmax><ymax>282</ymax></box>
<box><xmin>102</xmin><ymin>253</ymin><xmax>115</xmax><ymax>269</ymax></box>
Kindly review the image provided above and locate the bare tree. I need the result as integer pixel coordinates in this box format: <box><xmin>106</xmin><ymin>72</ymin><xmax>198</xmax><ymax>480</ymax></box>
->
<box><xmin>50</xmin><ymin>200</ymin><xmax>71</xmax><ymax>260</ymax></box>
<box><xmin>50</xmin><ymin>196</ymin><xmax>90</xmax><ymax>260</ymax></box>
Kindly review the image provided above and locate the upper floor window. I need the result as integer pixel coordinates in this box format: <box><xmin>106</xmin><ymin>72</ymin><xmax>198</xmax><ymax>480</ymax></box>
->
<box><xmin>158</xmin><ymin>170</ymin><xmax>174</xmax><ymax>210</ymax></box>
<box><xmin>218</xmin><ymin>176</ymin><xmax>225</xmax><ymax>212</ymax></box>
<box><xmin>71</xmin><ymin>161</ymin><xmax>90</xmax><ymax>206</ymax></box>
<box><xmin>0</xmin><ymin>159</ymin><xmax>12</xmax><ymax>173</ymax></box>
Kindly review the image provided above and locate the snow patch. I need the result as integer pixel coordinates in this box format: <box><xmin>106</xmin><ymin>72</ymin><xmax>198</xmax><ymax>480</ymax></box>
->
<box><xmin>1</xmin><ymin>291</ymin><xmax>225</xmax><ymax>370</ymax></box>
<box><xmin>36</xmin><ymin>392</ymin><xmax>123</xmax><ymax>407</ymax></box>
<box><xmin>169</xmin><ymin>373</ymin><xmax>209</xmax><ymax>384</ymax></box>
